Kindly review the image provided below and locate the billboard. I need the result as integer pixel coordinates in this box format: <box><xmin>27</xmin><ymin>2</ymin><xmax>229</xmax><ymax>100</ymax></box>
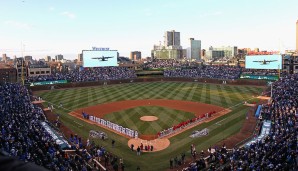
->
<box><xmin>240</xmin><ymin>74</ymin><xmax>278</xmax><ymax>81</ymax></box>
<box><xmin>245</xmin><ymin>55</ymin><xmax>282</xmax><ymax>69</ymax></box>
<box><xmin>83</xmin><ymin>50</ymin><xmax>118</xmax><ymax>67</ymax></box>
<box><xmin>29</xmin><ymin>80</ymin><xmax>67</xmax><ymax>86</ymax></box>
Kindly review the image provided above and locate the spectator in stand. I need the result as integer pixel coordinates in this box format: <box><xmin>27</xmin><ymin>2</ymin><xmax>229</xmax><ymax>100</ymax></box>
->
<box><xmin>0</xmin><ymin>83</ymin><xmax>119</xmax><ymax>171</ymax></box>
<box><xmin>182</xmin><ymin>73</ymin><xmax>298</xmax><ymax>171</ymax></box>
<box><xmin>164</xmin><ymin>65</ymin><xmax>242</xmax><ymax>80</ymax></box>
<box><xmin>26</xmin><ymin>66</ymin><xmax>137</xmax><ymax>83</ymax></box>
<box><xmin>143</xmin><ymin>59</ymin><xmax>199</xmax><ymax>69</ymax></box>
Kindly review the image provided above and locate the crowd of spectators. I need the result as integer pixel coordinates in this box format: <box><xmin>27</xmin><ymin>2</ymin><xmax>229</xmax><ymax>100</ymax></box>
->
<box><xmin>182</xmin><ymin>74</ymin><xmax>298</xmax><ymax>170</ymax></box>
<box><xmin>27</xmin><ymin>66</ymin><xmax>136</xmax><ymax>83</ymax></box>
<box><xmin>0</xmin><ymin>83</ymin><xmax>122</xmax><ymax>171</ymax></box>
<box><xmin>164</xmin><ymin>65</ymin><xmax>242</xmax><ymax>80</ymax></box>
<box><xmin>143</xmin><ymin>59</ymin><xmax>198</xmax><ymax>69</ymax></box>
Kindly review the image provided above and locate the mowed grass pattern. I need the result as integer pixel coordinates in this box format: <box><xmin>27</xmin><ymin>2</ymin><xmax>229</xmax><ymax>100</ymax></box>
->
<box><xmin>37</xmin><ymin>82</ymin><xmax>264</xmax><ymax>171</ymax></box>
<box><xmin>104</xmin><ymin>106</ymin><xmax>195</xmax><ymax>135</ymax></box>
<box><xmin>39</xmin><ymin>82</ymin><xmax>263</xmax><ymax>109</ymax></box>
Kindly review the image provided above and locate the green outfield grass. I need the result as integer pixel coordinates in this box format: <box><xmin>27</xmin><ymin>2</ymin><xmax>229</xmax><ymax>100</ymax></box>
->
<box><xmin>36</xmin><ymin>82</ymin><xmax>264</xmax><ymax>171</ymax></box>
<box><xmin>104</xmin><ymin>106</ymin><xmax>195</xmax><ymax>135</ymax></box>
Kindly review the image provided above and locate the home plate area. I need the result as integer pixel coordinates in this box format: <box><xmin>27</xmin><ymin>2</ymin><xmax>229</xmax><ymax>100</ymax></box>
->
<box><xmin>127</xmin><ymin>138</ymin><xmax>170</xmax><ymax>152</ymax></box>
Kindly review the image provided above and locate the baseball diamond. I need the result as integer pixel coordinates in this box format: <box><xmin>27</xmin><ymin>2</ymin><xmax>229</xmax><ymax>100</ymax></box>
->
<box><xmin>36</xmin><ymin>81</ymin><xmax>264</xmax><ymax>170</ymax></box>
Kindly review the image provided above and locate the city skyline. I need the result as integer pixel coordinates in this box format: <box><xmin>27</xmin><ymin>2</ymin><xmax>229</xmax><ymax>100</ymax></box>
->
<box><xmin>0</xmin><ymin>0</ymin><xmax>298</xmax><ymax>60</ymax></box>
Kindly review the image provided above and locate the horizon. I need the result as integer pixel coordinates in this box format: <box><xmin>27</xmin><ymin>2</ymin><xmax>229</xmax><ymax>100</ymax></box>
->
<box><xmin>0</xmin><ymin>0</ymin><xmax>298</xmax><ymax>60</ymax></box>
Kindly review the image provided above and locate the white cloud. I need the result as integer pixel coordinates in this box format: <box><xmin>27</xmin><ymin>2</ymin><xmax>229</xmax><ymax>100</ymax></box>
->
<box><xmin>4</xmin><ymin>20</ymin><xmax>32</xmax><ymax>30</ymax></box>
<box><xmin>61</xmin><ymin>11</ymin><xmax>76</xmax><ymax>19</ymax></box>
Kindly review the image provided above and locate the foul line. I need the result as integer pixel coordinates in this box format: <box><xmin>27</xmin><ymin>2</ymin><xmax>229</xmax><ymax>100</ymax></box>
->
<box><xmin>39</xmin><ymin>100</ymin><xmax>84</xmax><ymax>128</ymax></box>
<box><xmin>73</xmin><ymin>120</ymin><xmax>83</xmax><ymax>127</ymax></box>
<box><xmin>209</xmin><ymin>94</ymin><xmax>259</xmax><ymax>130</ymax></box>
<box><xmin>215</xmin><ymin>118</ymin><xmax>227</xmax><ymax>125</ymax></box>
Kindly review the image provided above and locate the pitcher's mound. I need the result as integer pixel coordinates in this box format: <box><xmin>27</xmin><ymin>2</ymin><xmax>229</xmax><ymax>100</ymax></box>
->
<box><xmin>128</xmin><ymin>138</ymin><xmax>170</xmax><ymax>152</ymax></box>
<box><xmin>140</xmin><ymin>116</ymin><xmax>158</xmax><ymax>121</ymax></box>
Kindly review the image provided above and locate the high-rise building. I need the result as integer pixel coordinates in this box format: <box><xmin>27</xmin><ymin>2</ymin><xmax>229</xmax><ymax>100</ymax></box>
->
<box><xmin>187</xmin><ymin>38</ymin><xmax>201</xmax><ymax>60</ymax></box>
<box><xmin>55</xmin><ymin>54</ymin><xmax>63</xmax><ymax>61</ymax></box>
<box><xmin>164</xmin><ymin>30</ymin><xmax>181</xmax><ymax>49</ymax></box>
<box><xmin>44</xmin><ymin>56</ymin><xmax>51</xmax><ymax>62</ymax></box>
<box><xmin>152</xmin><ymin>30</ymin><xmax>183</xmax><ymax>59</ymax></box>
<box><xmin>296</xmin><ymin>20</ymin><xmax>298</xmax><ymax>51</ymax></box>
<box><xmin>130</xmin><ymin>51</ymin><xmax>142</xmax><ymax>61</ymax></box>
<box><xmin>2</xmin><ymin>54</ymin><xmax>7</xmax><ymax>62</ymax></box>
<box><xmin>77</xmin><ymin>53</ymin><xmax>83</xmax><ymax>62</ymax></box>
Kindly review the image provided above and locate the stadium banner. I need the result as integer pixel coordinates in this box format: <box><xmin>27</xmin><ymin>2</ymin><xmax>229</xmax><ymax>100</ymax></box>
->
<box><xmin>41</xmin><ymin>122</ymin><xmax>69</xmax><ymax>149</ymax></box>
<box><xmin>30</xmin><ymin>80</ymin><xmax>68</xmax><ymax>86</ymax></box>
<box><xmin>245</xmin><ymin>55</ymin><xmax>282</xmax><ymax>69</ymax></box>
<box><xmin>82</xmin><ymin>49</ymin><xmax>118</xmax><ymax>67</ymax></box>
<box><xmin>240</xmin><ymin>74</ymin><xmax>278</xmax><ymax>81</ymax></box>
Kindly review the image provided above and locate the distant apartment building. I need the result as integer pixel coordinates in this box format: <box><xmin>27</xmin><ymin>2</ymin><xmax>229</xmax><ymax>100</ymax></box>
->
<box><xmin>206</xmin><ymin>50</ymin><xmax>224</xmax><ymax>60</ymax></box>
<box><xmin>211</xmin><ymin>46</ymin><xmax>237</xmax><ymax>59</ymax></box>
<box><xmin>186</xmin><ymin>38</ymin><xmax>201</xmax><ymax>60</ymax></box>
<box><xmin>28</xmin><ymin>64</ymin><xmax>51</xmax><ymax>77</ymax></box>
<box><xmin>45</xmin><ymin>56</ymin><xmax>51</xmax><ymax>62</ymax></box>
<box><xmin>283</xmin><ymin>51</ymin><xmax>298</xmax><ymax>74</ymax></box>
<box><xmin>152</xmin><ymin>48</ymin><xmax>183</xmax><ymax>59</ymax></box>
<box><xmin>55</xmin><ymin>54</ymin><xmax>63</xmax><ymax>61</ymax></box>
<box><xmin>205</xmin><ymin>46</ymin><xmax>224</xmax><ymax>60</ymax></box>
<box><xmin>2</xmin><ymin>54</ymin><xmax>7</xmax><ymax>62</ymax></box>
<box><xmin>201</xmin><ymin>49</ymin><xmax>206</xmax><ymax>58</ymax></box>
<box><xmin>0</xmin><ymin>64</ymin><xmax>17</xmax><ymax>83</ymax></box>
<box><xmin>24</xmin><ymin>56</ymin><xmax>33</xmax><ymax>61</ymax></box>
<box><xmin>77</xmin><ymin>53</ymin><xmax>83</xmax><ymax>62</ymax></box>
<box><xmin>15</xmin><ymin>58</ymin><xmax>27</xmax><ymax>83</ymax></box>
<box><xmin>130</xmin><ymin>51</ymin><xmax>142</xmax><ymax>61</ymax></box>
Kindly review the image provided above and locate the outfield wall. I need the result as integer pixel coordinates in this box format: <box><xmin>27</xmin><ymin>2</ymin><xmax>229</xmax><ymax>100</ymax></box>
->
<box><xmin>29</xmin><ymin>77</ymin><xmax>267</xmax><ymax>91</ymax></box>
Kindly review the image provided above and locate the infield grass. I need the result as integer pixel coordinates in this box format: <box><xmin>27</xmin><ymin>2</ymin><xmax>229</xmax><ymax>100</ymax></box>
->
<box><xmin>104</xmin><ymin>106</ymin><xmax>195</xmax><ymax>135</ymax></box>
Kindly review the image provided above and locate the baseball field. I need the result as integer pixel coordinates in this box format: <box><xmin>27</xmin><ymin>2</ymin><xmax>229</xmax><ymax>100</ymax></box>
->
<box><xmin>36</xmin><ymin>81</ymin><xmax>264</xmax><ymax>170</ymax></box>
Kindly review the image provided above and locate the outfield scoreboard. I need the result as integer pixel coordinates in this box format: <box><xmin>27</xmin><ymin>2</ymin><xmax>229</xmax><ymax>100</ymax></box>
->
<box><xmin>245</xmin><ymin>55</ymin><xmax>282</xmax><ymax>69</ymax></box>
<box><xmin>82</xmin><ymin>47</ymin><xmax>118</xmax><ymax>67</ymax></box>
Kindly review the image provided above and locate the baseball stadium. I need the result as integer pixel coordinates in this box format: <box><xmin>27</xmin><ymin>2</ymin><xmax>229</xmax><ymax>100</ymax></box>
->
<box><xmin>2</xmin><ymin>51</ymin><xmax>297</xmax><ymax>171</ymax></box>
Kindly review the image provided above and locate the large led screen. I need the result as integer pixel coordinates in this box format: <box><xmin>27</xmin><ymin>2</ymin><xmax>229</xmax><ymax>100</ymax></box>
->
<box><xmin>245</xmin><ymin>55</ymin><xmax>282</xmax><ymax>69</ymax></box>
<box><xmin>83</xmin><ymin>50</ymin><xmax>118</xmax><ymax>67</ymax></box>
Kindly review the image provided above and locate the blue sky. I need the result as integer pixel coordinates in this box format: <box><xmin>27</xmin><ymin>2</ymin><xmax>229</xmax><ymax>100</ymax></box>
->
<box><xmin>0</xmin><ymin>0</ymin><xmax>297</xmax><ymax>60</ymax></box>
